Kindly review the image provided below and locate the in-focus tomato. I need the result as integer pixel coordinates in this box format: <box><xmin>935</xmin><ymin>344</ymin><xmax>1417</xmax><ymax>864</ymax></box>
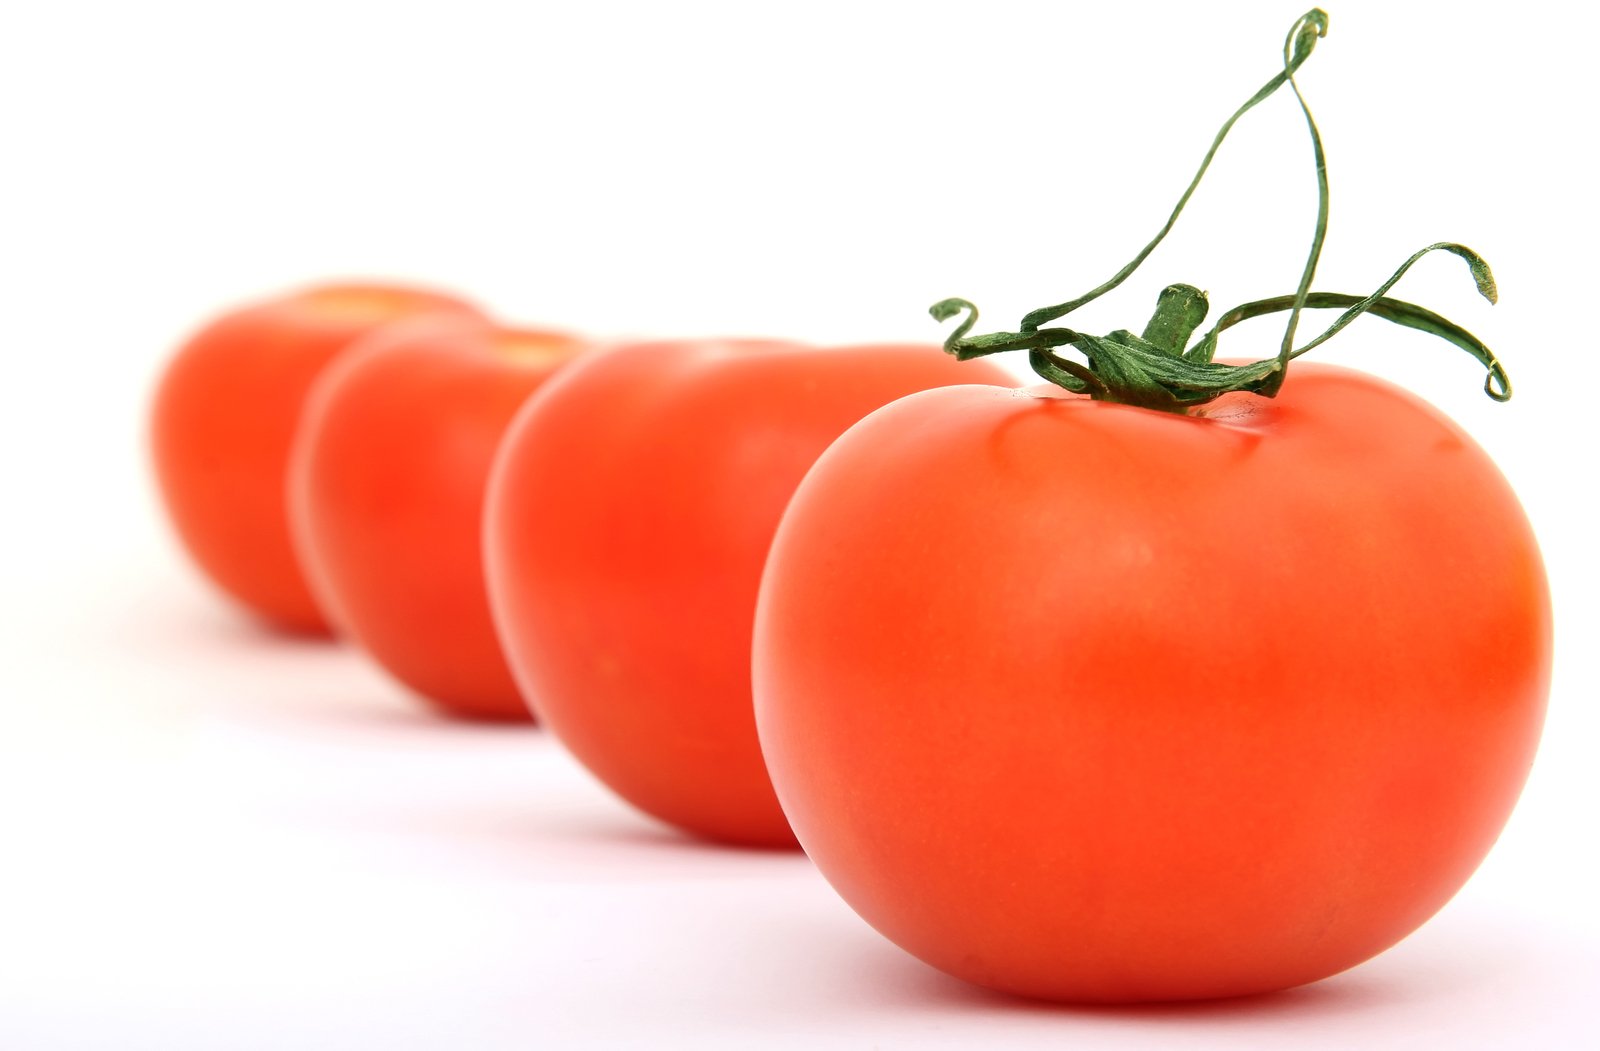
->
<box><xmin>750</xmin><ymin>7</ymin><xmax>1549</xmax><ymax>1000</ymax></box>
<box><xmin>289</xmin><ymin>314</ymin><xmax>587</xmax><ymax>720</ymax></box>
<box><xmin>483</xmin><ymin>341</ymin><xmax>1015</xmax><ymax>846</ymax></box>
<box><xmin>753</xmin><ymin>366</ymin><xmax>1550</xmax><ymax>1001</ymax></box>
<box><xmin>150</xmin><ymin>282</ymin><xmax>480</xmax><ymax>634</ymax></box>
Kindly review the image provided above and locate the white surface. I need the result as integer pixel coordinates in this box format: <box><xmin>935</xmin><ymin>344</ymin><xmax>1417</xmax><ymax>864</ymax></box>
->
<box><xmin>3</xmin><ymin>1</ymin><xmax>1597</xmax><ymax>1047</ymax></box>
<box><xmin>2</xmin><ymin>573</ymin><xmax>1597</xmax><ymax>1049</ymax></box>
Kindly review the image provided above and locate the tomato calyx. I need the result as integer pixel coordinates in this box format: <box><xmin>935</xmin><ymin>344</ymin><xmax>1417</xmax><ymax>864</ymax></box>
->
<box><xmin>933</xmin><ymin>250</ymin><xmax>1505</xmax><ymax>413</ymax></box>
<box><xmin>932</xmin><ymin>9</ymin><xmax>1510</xmax><ymax>414</ymax></box>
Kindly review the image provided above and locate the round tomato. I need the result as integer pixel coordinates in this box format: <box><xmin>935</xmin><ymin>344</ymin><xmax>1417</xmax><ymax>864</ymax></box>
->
<box><xmin>483</xmin><ymin>341</ymin><xmax>1015</xmax><ymax>846</ymax></box>
<box><xmin>289</xmin><ymin>314</ymin><xmax>587</xmax><ymax>720</ymax></box>
<box><xmin>753</xmin><ymin>365</ymin><xmax>1550</xmax><ymax>1001</ymax></box>
<box><xmin>150</xmin><ymin>282</ymin><xmax>480</xmax><ymax>634</ymax></box>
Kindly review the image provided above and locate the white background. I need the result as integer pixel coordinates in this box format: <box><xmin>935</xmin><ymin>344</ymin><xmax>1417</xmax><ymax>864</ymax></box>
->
<box><xmin>3</xmin><ymin>1</ymin><xmax>1596</xmax><ymax>1047</ymax></box>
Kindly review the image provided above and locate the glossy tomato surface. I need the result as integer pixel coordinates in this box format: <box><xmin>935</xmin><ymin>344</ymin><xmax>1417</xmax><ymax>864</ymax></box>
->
<box><xmin>484</xmin><ymin>341</ymin><xmax>1015</xmax><ymax>846</ymax></box>
<box><xmin>150</xmin><ymin>283</ymin><xmax>480</xmax><ymax>634</ymax></box>
<box><xmin>754</xmin><ymin>364</ymin><xmax>1550</xmax><ymax>1001</ymax></box>
<box><xmin>290</xmin><ymin>315</ymin><xmax>586</xmax><ymax>720</ymax></box>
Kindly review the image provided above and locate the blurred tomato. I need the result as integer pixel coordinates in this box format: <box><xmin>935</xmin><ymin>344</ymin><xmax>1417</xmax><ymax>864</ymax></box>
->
<box><xmin>290</xmin><ymin>314</ymin><xmax>588</xmax><ymax>720</ymax></box>
<box><xmin>483</xmin><ymin>340</ymin><xmax>1014</xmax><ymax>844</ymax></box>
<box><xmin>150</xmin><ymin>283</ymin><xmax>480</xmax><ymax>633</ymax></box>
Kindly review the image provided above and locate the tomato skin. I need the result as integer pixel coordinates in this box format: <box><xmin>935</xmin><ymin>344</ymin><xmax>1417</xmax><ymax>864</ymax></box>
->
<box><xmin>483</xmin><ymin>341</ymin><xmax>1015</xmax><ymax>846</ymax></box>
<box><xmin>150</xmin><ymin>283</ymin><xmax>481</xmax><ymax>634</ymax></box>
<box><xmin>289</xmin><ymin>315</ymin><xmax>586</xmax><ymax>720</ymax></box>
<box><xmin>753</xmin><ymin>364</ymin><xmax>1551</xmax><ymax>1001</ymax></box>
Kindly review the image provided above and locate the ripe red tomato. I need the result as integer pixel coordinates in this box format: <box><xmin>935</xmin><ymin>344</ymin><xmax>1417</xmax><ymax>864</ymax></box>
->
<box><xmin>150</xmin><ymin>282</ymin><xmax>481</xmax><ymax>634</ymax></box>
<box><xmin>754</xmin><ymin>365</ymin><xmax>1550</xmax><ymax>1001</ymax></box>
<box><xmin>483</xmin><ymin>341</ymin><xmax>1015</xmax><ymax>845</ymax></box>
<box><xmin>289</xmin><ymin>314</ymin><xmax>587</xmax><ymax>720</ymax></box>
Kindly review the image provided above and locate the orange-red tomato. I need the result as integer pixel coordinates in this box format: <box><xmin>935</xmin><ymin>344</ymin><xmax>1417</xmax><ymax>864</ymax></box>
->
<box><xmin>289</xmin><ymin>314</ymin><xmax>587</xmax><ymax>720</ymax></box>
<box><xmin>150</xmin><ymin>283</ymin><xmax>480</xmax><ymax>633</ymax></box>
<box><xmin>484</xmin><ymin>341</ymin><xmax>1015</xmax><ymax>845</ymax></box>
<box><xmin>754</xmin><ymin>365</ymin><xmax>1550</xmax><ymax>1001</ymax></box>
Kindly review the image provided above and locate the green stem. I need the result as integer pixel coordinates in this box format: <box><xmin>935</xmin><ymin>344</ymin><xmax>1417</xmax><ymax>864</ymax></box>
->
<box><xmin>1140</xmin><ymin>284</ymin><xmax>1209</xmax><ymax>357</ymax></box>
<box><xmin>929</xmin><ymin>8</ymin><xmax>1509</xmax><ymax>413</ymax></box>
<box><xmin>1206</xmin><ymin>289</ymin><xmax>1509</xmax><ymax>401</ymax></box>
<box><xmin>1265</xmin><ymin>11</ymin><xmax>1333</xmax><ymax>398</ymax></box>
<box><xmin>1018</xmin><ymin>10</ymin><xmax>1329</xmax><ymax>335</ymax></box>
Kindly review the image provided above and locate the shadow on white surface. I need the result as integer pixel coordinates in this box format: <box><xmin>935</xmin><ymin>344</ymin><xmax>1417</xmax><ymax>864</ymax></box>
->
<box><xmin>3</xmin><ymin>572</ymin><xmax>1596</xmax><ymax>1050</ymax></box>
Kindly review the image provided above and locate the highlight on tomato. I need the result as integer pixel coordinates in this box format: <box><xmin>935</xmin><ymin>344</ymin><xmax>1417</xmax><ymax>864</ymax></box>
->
<box><xmin>289</xmin><ymin>313</ymin><xmax>588</xmax><ymax>721</ymax></box>
<box><xmin>150</xmin><ymin>281</ymin><xmax>481</xmax><ymax>634</ymax></box>
<box><xmin>482</xmin><ymin>340</ymin><xmax>1016</xmax><ymax>846</ymax></box>
<box><xmin>753</xmin><ymin>10</ymin><xmax>1550</xmax><ymax>1002</ymax></box>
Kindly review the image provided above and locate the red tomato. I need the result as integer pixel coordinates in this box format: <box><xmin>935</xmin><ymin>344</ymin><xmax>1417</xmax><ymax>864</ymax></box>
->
<box><xmin>150</xmin><ymin>283</ymin><xmax>481</xmax><ymax>634</ymax></box>
<box><xmin>754</xmin><ymin>365</ymin><xmax>1550</xmax><ymax>1001</ymax></box>
<box><xmin>484</xmin><ymin>341</ymin><xmax>1015</xmax><ymax>845</ymax></box>
<box><xmin>289</xmin><ymin>315</ymin><xmax>587</xmax><ymax>720</ymax></box>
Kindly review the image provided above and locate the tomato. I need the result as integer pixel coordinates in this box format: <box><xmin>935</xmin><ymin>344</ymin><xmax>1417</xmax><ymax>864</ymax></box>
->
<box><xmin>289</xmin><ymin>314</ymin><xmax>587</xmax><ymax>720</ymax></box>
<box><xmin>150</xmin><ymin>282</ymin><xmax>481</xmax><ymax>634</ymax></box>
<box><xmin>752</xmin><ymin>365</ymin><xmax>1550</xmax><ymax>1001</ymax></box>
<box><xmin>483</xmin><ymin>341</ymin><xmax>1015</xmax><ymax>845</ymax></box>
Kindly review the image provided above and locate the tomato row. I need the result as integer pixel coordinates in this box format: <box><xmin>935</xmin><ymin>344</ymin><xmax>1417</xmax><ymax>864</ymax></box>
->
<box><xmin>147</xmin><ymin>278</ymin><xmax>1549</xmax><ymax>1003</ymax></box>
<box><xmin>145</xmin><ymin>9</ymin><xmax>1551</xmax><ymax>1004</ymax></box>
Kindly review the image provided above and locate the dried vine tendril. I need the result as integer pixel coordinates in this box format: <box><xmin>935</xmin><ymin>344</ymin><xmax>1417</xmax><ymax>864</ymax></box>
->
<box><xmin>930</xmin><ymin>9</ymin><xmax>1509</xmax><ymax>413</ymax></box>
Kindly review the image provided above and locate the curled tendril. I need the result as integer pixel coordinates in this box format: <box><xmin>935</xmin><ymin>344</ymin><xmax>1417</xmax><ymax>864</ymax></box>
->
<box><xmin>1287</xmin><ymin>10</ymin><xmax>1329</xmax><ymax>69</ymax></box>
<box><xmin>929</xmin><ymin>299</ymin><xmax>979</xmax><ymax>350</ymax></box>
<box><xmin>1017</xmin><ymin>9</ymin><xmax>1329</xmax><ymax>338</ymax></box>
<box><xmin>1286</xmin><ymin>243</ymin><xmax>1497</xmax><ymax>359</ymax></box>
<box><xmin>1270</xmin><ymin>7</ymin><xmax>1333</xmax><ymax>396</ymax></box>
<box><xmin>931</xmin><ymin>7</ymin><xmax>1510</xmax><ymax>413</ymax></box>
